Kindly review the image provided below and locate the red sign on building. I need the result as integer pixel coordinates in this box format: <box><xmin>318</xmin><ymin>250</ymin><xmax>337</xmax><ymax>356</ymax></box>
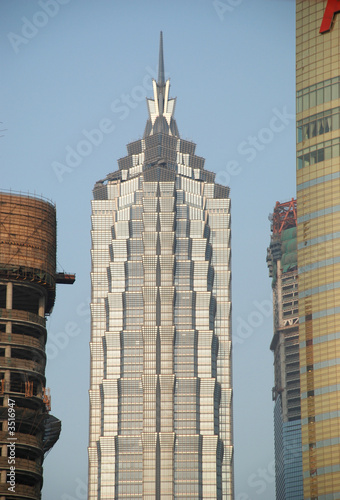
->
<box><xmin>320</xmin><ymin>0</ymin><xmax>340</xmax><ymax>33</ymax></box>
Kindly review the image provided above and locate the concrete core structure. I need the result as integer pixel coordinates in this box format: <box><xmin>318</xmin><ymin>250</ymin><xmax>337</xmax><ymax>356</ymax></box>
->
<box><xmin>0</xmin><ymin>192</ymin><xmax>74</xmax><ymax>500</ymax></box>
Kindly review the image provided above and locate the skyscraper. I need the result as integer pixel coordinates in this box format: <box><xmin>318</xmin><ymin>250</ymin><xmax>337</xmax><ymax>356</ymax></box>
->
<box><xmin>296</xmin><ymin>1</ymin><xmax>340</xmax><ymax>497</ymax></box>
<box><xmin>88</xmin><ymin>33</ymin><xmax>233</xmax><ymax>499</ymax></box>
<box><xmin>267</xmin><ymin>199</ymin><xmax>303</xmax><ymax>499</ymax></box>
<box><xmin>0</xmin><ymin>191</ymin><xmax>75</xmax><ymax>500</ymax></box>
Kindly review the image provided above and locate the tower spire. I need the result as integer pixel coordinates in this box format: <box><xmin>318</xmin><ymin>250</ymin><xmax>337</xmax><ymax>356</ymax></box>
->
<box><xmin>144</xmin><ymin>32</ymin><xmax>179</xmax><ymax>138</ymax></box>
<box><xmin>158</xmin><ymin>31</ymin><xmax>165</xmax><ymax>86</ymax></box>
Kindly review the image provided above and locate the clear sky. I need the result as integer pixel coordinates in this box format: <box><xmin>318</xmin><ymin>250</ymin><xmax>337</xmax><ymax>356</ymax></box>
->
<box><xmin>1</xmin><ymin>1</ymin><xmax>296</xmax><ymax>498</ymax></box>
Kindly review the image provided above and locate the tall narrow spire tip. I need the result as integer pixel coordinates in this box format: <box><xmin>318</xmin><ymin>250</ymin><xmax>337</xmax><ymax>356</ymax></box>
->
<box><xmin>158</xmin><ymin>31</ymin><xmax>165</xmax><ymax>86</ymax></box>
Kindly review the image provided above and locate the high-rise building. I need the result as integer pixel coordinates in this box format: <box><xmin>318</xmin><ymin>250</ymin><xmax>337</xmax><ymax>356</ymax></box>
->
<box><xmin>296</xmin><ymin>1</ymin><xmax>340</xmax><ymax>498</ymax></box>
<box><xmin>88</xmin><ymin>33</ymin><xmax>233</xmax><ymax>499</ymax></box>
<box><xmin>0</xmin><ymin>191</ymin><xmax>75</xmax><ymax>500</ymax></box>
<box><xmin>267</xmin><ymin>199</ymin><xmax>303</xmax><ymax>499</ymax></box>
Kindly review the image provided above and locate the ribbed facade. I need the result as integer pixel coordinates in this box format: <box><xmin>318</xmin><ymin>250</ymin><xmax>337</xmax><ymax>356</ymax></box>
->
<box><xmin>283</xmin><ymin>419</ymin><xmax>303</xmax><ymax>499</ymax></box>
<box><xmin>274</xmin><ymin>397</ymin><xmax>304</xmax><ymax>500</ymax></box>
<box><xmin>273</xmin><ymin>397</ymin><xmax>285</xmax><ymax>500</ymax></box>
<box><xmin>296</xmin><ymin>1</ymin><xmax>340</xmax><ymax>498</ymax></box>
<box><xmin>88</xmin><ymin>34</ymin><xmax>233</xmax><ymax>499</ymax></box>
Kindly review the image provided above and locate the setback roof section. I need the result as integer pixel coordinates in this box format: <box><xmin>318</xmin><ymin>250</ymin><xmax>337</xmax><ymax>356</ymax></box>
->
<box><xmin>118</xmin><ymin>134</ymin><xmax>204</xmax><ymax>173</ymax></box>
<box><xmin>93</xmin><ymin>32</ymin><xmax>229</xmax><ymax>199</ymax></box>
<box><xmin>93</xmin><ymin>167</ymin><xmax>229</xmax><ymax>200</ymax></box>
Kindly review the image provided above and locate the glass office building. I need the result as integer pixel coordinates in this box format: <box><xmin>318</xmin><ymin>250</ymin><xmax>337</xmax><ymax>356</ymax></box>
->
<box><xmin>273</xmin><ymin>396</ymin><xmax>303</xmax><ymax>499</ymax></box>
<box><xmin>88</xmin><ymin>34</ymin><xmax>233</xmax><ymax>499</ymax></box>
<box><xmin>296</xmin><ymin>1</ymin><xmax>340</xmax><ymax>497</ymax></box>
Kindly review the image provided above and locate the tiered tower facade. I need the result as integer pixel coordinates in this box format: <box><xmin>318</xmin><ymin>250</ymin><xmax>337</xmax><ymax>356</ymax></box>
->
<box><xmin>88</xmin><ymin>34</ymin><xmax>233</xmax><ymax>499</ymax></box>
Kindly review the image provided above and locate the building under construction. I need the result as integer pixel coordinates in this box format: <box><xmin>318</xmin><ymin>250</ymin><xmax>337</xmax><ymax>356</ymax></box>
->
<box><xmin>267</xmin><ymin>198</ymin><xmax>303</xmax><ymax>499</ymax></box>
<box><xmin>0</xmin><ymin>192</ymin><xmax>74</xmax><ymax>500</ymax></box>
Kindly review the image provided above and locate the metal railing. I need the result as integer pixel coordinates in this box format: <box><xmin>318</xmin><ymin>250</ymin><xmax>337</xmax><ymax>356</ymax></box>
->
<box><xmin>0</xmin><ymin>431</ymin><xmax>42</xmax><ymax>450</ymax></box>
<box><xmin>0</xmin><ymin>309</ymin><xmax>46</xmax><ymax>328</ymax></box>
<box><xmin>0</xmin><ymin>457</ymin><xmax>42</xmax><ymax>476</ymax></box>
<box><xmin>0</xmin><ymin>357</ymin><xmax>45</xmax><ymax>374</ymax></box>
<box><xmin>0</xmin><ymin>332</ymin><xmax>45</xmax><ymax>351</ymax></box>
<box><xmin>0</xmin><ymin>483</ymin><xmax>40</xmax><ymax>499</ymax></box>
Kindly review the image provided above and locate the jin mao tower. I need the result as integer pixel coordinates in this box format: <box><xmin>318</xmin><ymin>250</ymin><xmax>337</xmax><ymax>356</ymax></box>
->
<box><xmin>88</xmin><ymin>34</ymin><xmax>233</xmax><ymax>499</ymax></box>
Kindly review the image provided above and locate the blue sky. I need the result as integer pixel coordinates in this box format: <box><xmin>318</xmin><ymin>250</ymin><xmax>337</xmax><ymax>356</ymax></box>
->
<box><xmin>1</xmin><ymin>1</ymin><xmax>296</xmax><ymax>498</ymax></box>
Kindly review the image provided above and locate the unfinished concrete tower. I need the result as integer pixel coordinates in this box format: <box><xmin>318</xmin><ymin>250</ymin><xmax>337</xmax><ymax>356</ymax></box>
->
<box><xmin>267</xmin><ymin>199</ymin><xmax>303</xmax><ymax>499</ymax></box>
<box><xmin>0</xmin><ymin>192</ymin><xmax>74</xmax><ymax>500</ymax></box>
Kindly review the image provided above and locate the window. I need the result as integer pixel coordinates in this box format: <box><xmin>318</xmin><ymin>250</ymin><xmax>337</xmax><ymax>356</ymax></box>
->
<box><xmin>297</xmin><ymin>138</ymin><xmax>340</xmax><ymax>169</ymax></box>
<box><xmin>297</xmin><ymin>107</ymin><xmax>340</xmax><ymax>142</ymax></box>
<box><xmin>297</xmin><ymin>77</ymin><xmax>340</xmax><ymax>113</ymax></box>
